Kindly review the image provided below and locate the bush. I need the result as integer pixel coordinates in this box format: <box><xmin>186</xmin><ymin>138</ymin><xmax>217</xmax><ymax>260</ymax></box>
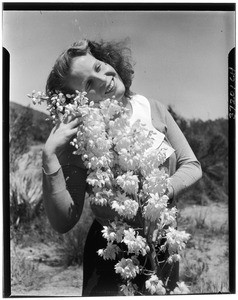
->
<box><xmin>10</xmin><ymin>105</ymin><xmax>33</xmax><ymax>170</ymax></box>
<box><xmin>10</xmin><ymin>150</ymin><xmax>43</xmax><ymax>226</ymax></box>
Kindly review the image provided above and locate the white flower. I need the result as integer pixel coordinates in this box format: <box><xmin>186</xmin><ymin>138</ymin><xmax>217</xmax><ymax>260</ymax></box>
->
<box><xmin>97</xmin><ymin>243</ymin><xmax>120</xmax><ymax>260</ymax></box>
<box><xmin>99</xmin><ymin>97</ymin><xmax>123</xmax><ymax>121</ymax></box>
<box><xmin>87</xmin><ymin>169</ymin><xmax>113</xmax><ymax>188</ymax></box>
<box><xmin>120</xmin><ymin>282</ymin><xmax>138</xmax><ymax>296</ymax></box>
<box><xmin>123</xmin><ymin>228</ymin><xmax>149</xmax><ymax>256</ymax></box>
<box><xmin>145</xmin><ymin>274</ymin><xmax>166</xmax><ymax>295</ymax></box>
<box><xmin>167</xmin><ymin>254</ymin><xmax>181</xmax><ymax>264</ymax></box>
<box><xmin>115</xmin><ymin>258</ymin><xmax>139</xmax><ymax>280</ymax></box>
<box><xmin>117</xmin><ymin>149</ymin><xmax>140</xmax><ymax>171</ymax></box>
<box><xmin>89</xmin><ymin>188</ymin><xmax>113</xmax><ymax>206</ymax></box>
<box><xmin>101</xmin><ymin>220</ymin><xmax>128</xmax><ymax>243</ymax></box>
<box><xmin>116</xmin><ymin>171</ymin><xmax>139</xmax><ymax>195</ymax></box>
<box><xmin>143</xmin><ymin>168</ymin><xmax>168</xmax><ymax>196</ymax></box>
<box><xmin>160</xmin><ymin>206</ymin><xmax>178</xmax><ymax>228</ymax></box>
<box><xmin>102</xmin><ymin>226</ymin><xmax>117</xmax><ymax>242</ymax></box>
<box><xmin>108</xmin><ymin>113</ymin><xmax>129</xmax><ymax>135</ymax></box>
<box><xmin>143</xmin><ymin>194</ymin><xmax>168</xmax><ymax>222</ymax></box>
<box><xmin>140</xmin><ymin>149</ymin><xmax>167</xmax><ymax>177</ymax></box>
<box><xmin>171</xmin><ymin>281</ymin><xmax>190</xmax><ymax>294</ymax></box>
<box><xmin>111</xmin><ymin>192</ymin><xmax>139</xmax><ymax>219</ymax></box>
<box><xmin>165</xmin><ymin>227</ymin><xmax>190</xmax><ymax>254</ymax></box>
<box><xmin>88</xmin><ymin>194</ymin><xmax>108</xmax><ymax>206</ymax></box>
<box><xmin>125</xmin><ymin>231</ymin><xmax>148</xmax><ymax>255</ymax></box>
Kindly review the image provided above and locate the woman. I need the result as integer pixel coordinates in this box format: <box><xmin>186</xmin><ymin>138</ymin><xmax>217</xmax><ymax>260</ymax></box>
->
<box><xmin>42</xmin><ymin>39</ymin><xmax>202</xmax><ymax>296</ymax></box>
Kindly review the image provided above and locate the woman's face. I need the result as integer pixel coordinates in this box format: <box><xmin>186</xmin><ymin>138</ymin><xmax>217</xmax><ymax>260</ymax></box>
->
<box><xmin>67</xmin><ymin>53</ymin><xmax>126</xmax><ymax>103</ymax></box>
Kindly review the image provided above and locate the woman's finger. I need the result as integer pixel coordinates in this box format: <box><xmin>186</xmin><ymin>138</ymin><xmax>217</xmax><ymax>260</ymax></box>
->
<box><xmin>62</xmin><ymin>113</ymin><xmax>73</xmax><ymax>124</ymax></box>
<box><xmin>51</xmin><ymin>122</ymin><xmax>60</xmax><ymax>133</ymax></box>
<box><xmin>68</xmin><ymin>117</ymin><xmax>82</xmax><ymax>129</ymax></box>
<box><xmin>65</xmin><ymin>127</ymin><xmax>79</xmax><ymax>140</ymax></box>
<box><xmin>70</xmin><ymin>127</ymin><xmax>79</xmax><ymax>136</ymax></box>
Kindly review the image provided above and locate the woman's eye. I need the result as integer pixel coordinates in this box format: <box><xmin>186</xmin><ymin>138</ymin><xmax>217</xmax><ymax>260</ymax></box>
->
<box><xmin>95</xmin><ymin>63</ymin><xmax>101</xmax><ymax>72</ymax></box>
<box><xmin>86</xmin><ymin>80</ymin><xmax>92</xmax><ymax>91</ymax></box>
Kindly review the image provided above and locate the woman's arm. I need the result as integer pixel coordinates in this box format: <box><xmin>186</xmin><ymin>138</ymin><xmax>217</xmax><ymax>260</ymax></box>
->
<box><xmin>42</xmin><ymin>115</ymin><xmax>88</xmax><ymax>233</ymax></box>
<box><xmin>43</xmin><ymin>160</ymin><xmax>88</xmax><ymax>234</ymax></box>
<box><xmin>149</xmin><ymin>98</ymin><xmax>202</xmax><ymax>198</ymax></box>
<box><xmin>164</xmin><ymin>107</ymin><xmax>202</xmax><ymax>197</ymax></box>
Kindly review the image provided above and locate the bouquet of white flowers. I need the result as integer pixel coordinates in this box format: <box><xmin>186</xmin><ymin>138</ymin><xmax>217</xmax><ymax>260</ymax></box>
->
<box><xmin>29</xmin><ymin>90</ymin><xmax>190</xmax><ymax>295</ymax></box>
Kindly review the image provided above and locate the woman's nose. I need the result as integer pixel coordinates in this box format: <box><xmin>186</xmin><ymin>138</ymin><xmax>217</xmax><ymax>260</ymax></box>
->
<box><xmin>94</xmin><ymin>73</ymin><xmax>107</xmax><ymax>89</ymax></box>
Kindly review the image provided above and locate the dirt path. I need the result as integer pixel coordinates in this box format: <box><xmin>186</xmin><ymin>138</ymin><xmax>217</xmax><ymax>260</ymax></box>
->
<box><xmin>11</xmin><ymin>261</ymin><xmax>83</xmax><ymax>296</ymax></box>
<box><xmin>18</xmin><ymin>265</ymin><xmax>83</xmax><ymax>296</ymax></box>
<box><xmin>11</xmin><ymin>242</ymin><xmax>83</xmax><ymax>296</ymax></box>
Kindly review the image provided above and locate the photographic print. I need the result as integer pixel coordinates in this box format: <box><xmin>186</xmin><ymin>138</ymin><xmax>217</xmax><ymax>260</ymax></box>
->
<box><xmin>3</xmin><ymin>2</ymin><xmax>235</xmax><ymax>297</ymax></box>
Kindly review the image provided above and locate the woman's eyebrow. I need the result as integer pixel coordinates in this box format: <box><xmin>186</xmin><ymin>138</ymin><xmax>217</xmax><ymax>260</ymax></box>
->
<box><xmin>93</xmin><ymin>60</ymin><xmax>99</xmax><ymax>71</ymax></box>
<box><xmin>81</xmin><ymin>59</ymin><xmax>98</xmax><ymax>88</ymax></box>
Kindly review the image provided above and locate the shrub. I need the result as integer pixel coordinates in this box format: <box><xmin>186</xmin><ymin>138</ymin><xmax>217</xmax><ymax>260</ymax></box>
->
<box><xmin>10</xmin><ymin>150</ymin><xmax>43</xmax><ymax>226</ymax></box>
<box><xmin>10</xmin><ymin>105</ymin><xmax>33</xmax><ymax>171</ymax></box>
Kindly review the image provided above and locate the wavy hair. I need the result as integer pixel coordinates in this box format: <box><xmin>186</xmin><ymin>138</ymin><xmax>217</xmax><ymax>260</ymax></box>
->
<box><xmin>46</xmin><ymin>39</ymin><xmax>134</xmax><ymax>99</ymax></box>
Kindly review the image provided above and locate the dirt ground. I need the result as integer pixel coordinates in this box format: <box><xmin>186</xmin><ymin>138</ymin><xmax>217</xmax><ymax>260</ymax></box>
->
<box><xmin>10</xmin><ymin>202</ymin><xmax>229</xmax><ymax>296</ymax></box>
<box><xmin>11</xmin><ymin>241</ymin><xmax>83</xmax><ymax>296</ymax></box>
<box><xmin>15</xmin><ymin>265</ymin><xmax>83</xmax><ymax>297</ymax></box>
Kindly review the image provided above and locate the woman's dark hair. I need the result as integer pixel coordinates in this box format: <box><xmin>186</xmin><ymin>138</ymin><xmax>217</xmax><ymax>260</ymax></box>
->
<box><xmin>46</xmin><ymin>39</ymin><xmax>134</xmax><ymax>99</ymax></box>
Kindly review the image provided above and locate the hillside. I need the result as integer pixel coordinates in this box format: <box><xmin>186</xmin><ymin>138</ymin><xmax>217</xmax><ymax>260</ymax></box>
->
<box><xmin>10</xmin><ymin>101</ymin><xmax>49</xmax><ymax>122</ymax></box>
<box><xmin>10</xmin><ymin>101</ymin><xmax>53</xmax><ymax>145</ymax></box>
<box><xmin>168</xmin><ymin>106</ymin><xmax>228</xmax><ymax>205</ymax></box>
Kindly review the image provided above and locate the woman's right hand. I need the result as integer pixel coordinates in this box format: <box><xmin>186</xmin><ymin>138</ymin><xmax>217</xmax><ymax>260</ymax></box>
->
<box><xmin>42</xmin><ymin>114</ymin><xmax>81</xmax><ymax>174</ymax></box>
<box><xmin>45</xmin><ymin>115</ymin><xmax>81</xmax><ymax>156</ymax></box>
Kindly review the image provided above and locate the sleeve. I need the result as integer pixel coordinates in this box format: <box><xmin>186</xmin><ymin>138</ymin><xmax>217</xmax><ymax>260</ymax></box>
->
<box><xmin>43</xmin><ymin>145</ymin><xmax>88</xmax><ymax>233</ymax></box>
<box><xmin>164</xmin><ymin>106</ymin><xmax>202</xmax><ymax>197</ymax></box>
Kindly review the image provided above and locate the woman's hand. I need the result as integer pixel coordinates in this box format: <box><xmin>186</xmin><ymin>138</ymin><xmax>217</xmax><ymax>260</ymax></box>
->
<box><xmin>42</xmin><ymin>114</ymin><xmax>81</xmax><ymax>174</ymax></box>
<box><xmin>44</xmin><ymin>114</ymin><xmax>81</xmax><ymax>156</ymax></box>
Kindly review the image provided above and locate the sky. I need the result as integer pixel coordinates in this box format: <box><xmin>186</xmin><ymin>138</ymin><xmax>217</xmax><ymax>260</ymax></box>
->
<box><xmin>3</xmin><ymin>8</ymin><xmax>235</xmax><ymax>120</ymax></box>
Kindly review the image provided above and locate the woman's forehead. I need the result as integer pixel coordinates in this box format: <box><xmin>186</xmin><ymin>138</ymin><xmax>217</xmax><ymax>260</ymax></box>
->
<box><xmin>70</xmin><ymin>53</ymin><xmax>96</xmax><ymax>77</ymax></box>
<box><xmin>66</xmin><ymin>53</ymin><xmax>95</xmax><ymax>90</ymax></box>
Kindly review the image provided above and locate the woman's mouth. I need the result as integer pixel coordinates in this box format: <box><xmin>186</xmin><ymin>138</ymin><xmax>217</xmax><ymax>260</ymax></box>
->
<box><xmin>105</xmin><ymin>77</ymin><xmax>115</xmax><ymax>94</ymax></box>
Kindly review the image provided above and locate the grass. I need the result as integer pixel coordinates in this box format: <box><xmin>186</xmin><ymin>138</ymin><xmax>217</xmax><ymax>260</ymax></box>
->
<box><xmin>11</xmin><ymin>241</ymin><xmax>43</xmax><ymax>291</ymax></box>
<box><xmin>178</xmin><ymin>203</ymin><xmax>229</xmax><ymax>294</ymax></box>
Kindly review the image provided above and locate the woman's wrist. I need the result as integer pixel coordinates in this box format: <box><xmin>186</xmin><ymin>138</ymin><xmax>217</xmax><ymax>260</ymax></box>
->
<box><xmin>42</xmin><ymin>146</ymin><xmax>61</xmax><ymax>174</ymax></box>
<box><xmin>165</xmin><ymin>185</ymin><xmax>174</xmax><ymax>200</ymax></box>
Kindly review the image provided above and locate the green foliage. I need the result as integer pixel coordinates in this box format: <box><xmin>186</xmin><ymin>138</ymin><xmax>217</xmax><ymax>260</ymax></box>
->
<box><xmin>10</xmin><ymin>104</ymin><xmax>33</xmax><ymax>170</ymax></box>
<box><xmin>10</xmin><ymin>150</ymin><xmax>43</xmax><ymax>226</ymax></box>
<box><xmin>9</xmin><ymin>102</ymin><xmax>51</xmax><ymax>225</ymax></box>
<box><xmin>181</xmin><ymin>253</ymin><xmax>209</xmax><ymax>286</ymax></box>
<box><xmin>168</xmin><ymin>105</ymin><xmax>228</xmax><ymax>204</ymax></box>
<box><xmin>10</xmin><ymin>102</ymin><xmax>53</xmax><ymax>146</ymax></box>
